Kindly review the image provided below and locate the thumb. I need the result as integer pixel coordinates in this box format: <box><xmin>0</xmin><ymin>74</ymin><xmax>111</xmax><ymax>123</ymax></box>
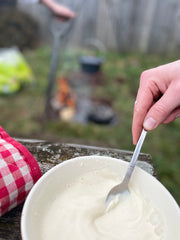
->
<box><xmin>143</xmin><ymin>86</ymin><xmax>180</xmax><ymax>131</ymax></box>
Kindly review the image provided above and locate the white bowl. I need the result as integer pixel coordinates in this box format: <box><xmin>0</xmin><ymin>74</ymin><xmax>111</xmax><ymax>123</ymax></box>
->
<box><xmin>21</xmin><ymin>156</ymin><xmax>180</xmax><ymax>240</ymax></box>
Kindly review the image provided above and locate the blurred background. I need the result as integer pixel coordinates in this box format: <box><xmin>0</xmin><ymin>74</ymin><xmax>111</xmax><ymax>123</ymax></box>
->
<box><xmin>0</xmin><ymin>0</ymin><xmax>179</xmax><ymax>204</ymax></box>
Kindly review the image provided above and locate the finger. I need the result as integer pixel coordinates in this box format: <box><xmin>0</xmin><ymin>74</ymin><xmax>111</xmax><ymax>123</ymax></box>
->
<box><xmin>132</xmin><ymin>102</ymin><xmax>148</xmax><ymax>144</ymax></box>
<box><xmin>132</xmin><ymin>95</ymin><xmax>155</xmax><ymax>144</ymax></box>
<box><xmin>162</xmin><ymin>107</ymin><xmax>180</xmax><ymax>124</ymax></box>
<box><xmin>143</xmin><ymin>84</ymin><xmax>180</xmax><ymax>130</ymax></box>
<box><xmin>132</xmin><ymin>71</ymin><xmax>159</xmax><ymax>144</ymax></box>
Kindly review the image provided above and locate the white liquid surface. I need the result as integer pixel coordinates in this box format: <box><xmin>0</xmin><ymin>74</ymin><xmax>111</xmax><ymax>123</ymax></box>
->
<box><xmin>41</xmin><ymin>169</ymin><xmax>164</xmax><ymax>240</ymax></box>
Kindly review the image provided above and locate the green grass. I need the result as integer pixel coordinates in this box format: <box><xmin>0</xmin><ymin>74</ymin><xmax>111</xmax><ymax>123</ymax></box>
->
<box><xmin>0</xmin><ymin>46</ymin><xmax>179</xmax><ymax>204</ymax></box>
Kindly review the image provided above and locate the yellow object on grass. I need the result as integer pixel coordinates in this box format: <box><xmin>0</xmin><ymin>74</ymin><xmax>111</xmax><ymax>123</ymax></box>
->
<box><xmin>0</xmin><ymin>47</ymin><xmax>34</xmax><ymax>95</ymax></box>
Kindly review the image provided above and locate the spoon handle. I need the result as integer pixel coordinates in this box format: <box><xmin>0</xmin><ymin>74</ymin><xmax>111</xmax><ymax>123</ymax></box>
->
<box><xmin>124</xmin><ymin>129</ymin><xmax>147</xmax><ymax>182</ymax></box>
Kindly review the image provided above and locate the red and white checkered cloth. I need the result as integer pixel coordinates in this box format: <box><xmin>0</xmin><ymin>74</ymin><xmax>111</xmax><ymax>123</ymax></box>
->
<box><xmin>0</xmin><ymin>126</ymin><xmax>41</xmax><ymax>216</ymax></box>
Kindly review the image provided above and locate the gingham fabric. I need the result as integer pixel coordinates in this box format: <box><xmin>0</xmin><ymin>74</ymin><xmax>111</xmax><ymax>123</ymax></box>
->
<box><xmin>0</xmin><ymin>127</ymin><xmax>41</xmax><ymax>216</ymax></box>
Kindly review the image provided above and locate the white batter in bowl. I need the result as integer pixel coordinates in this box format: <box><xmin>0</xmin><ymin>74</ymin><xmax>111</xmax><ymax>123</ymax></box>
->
<box><xmin>21</xmin><ymin>156</ymin><xmax>180</xmax><ymax>240</ymax></box>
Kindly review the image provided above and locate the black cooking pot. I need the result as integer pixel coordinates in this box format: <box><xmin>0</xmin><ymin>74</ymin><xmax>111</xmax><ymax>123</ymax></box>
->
<box><xmin>79</xmin><ymin>56</ymin><xmax>105</xmax><ymax>74</ymax></box>
<box><xmin>87</xmin><ymin>100</ymin><xmax>116</xmax><ymax>125</ymax></box>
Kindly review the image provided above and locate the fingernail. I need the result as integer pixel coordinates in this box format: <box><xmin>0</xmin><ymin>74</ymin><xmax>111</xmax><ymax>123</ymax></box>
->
<box><xmin>143</xmin><ymin>117</ymin><xmax>157</xmax><ymax>130</ymax></box>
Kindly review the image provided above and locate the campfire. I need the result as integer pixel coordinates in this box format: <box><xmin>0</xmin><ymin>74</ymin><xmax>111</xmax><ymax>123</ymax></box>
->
<box><xmin>50</xmin><ymin>56</ymin><xmax>117</xmax><ymax>125</ymax></box>
<box><xmin>50</xmin><ymin>77</ymin><xmax>76</xmax><ymax>122</ymax></box>
<box><xmin>50</xmin><ymin>76</ymin><xmax>116</xmax><ymax>125</ymax></box>
<box><xmin>56</xmin><ymin>77</ymin><xmax>76</xmax><ymax>109</ymax></box>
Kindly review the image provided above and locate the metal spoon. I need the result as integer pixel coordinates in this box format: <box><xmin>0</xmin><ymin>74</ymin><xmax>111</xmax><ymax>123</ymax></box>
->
<box><xmin>105</xmin><ymin>129</ymin><xmax>147</xmax><ymax>207</ymax></box>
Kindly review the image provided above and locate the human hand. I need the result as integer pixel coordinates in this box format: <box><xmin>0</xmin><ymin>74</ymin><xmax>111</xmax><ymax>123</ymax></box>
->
<box><xmin>40</xmin><ymin>0</ymin><xmax>76</xmax><ymax>21</ymax></box>
<box><xmin>132</xmin><ymin>60</ymin><xmax>180</xmax><ymax>144</ymax></box>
